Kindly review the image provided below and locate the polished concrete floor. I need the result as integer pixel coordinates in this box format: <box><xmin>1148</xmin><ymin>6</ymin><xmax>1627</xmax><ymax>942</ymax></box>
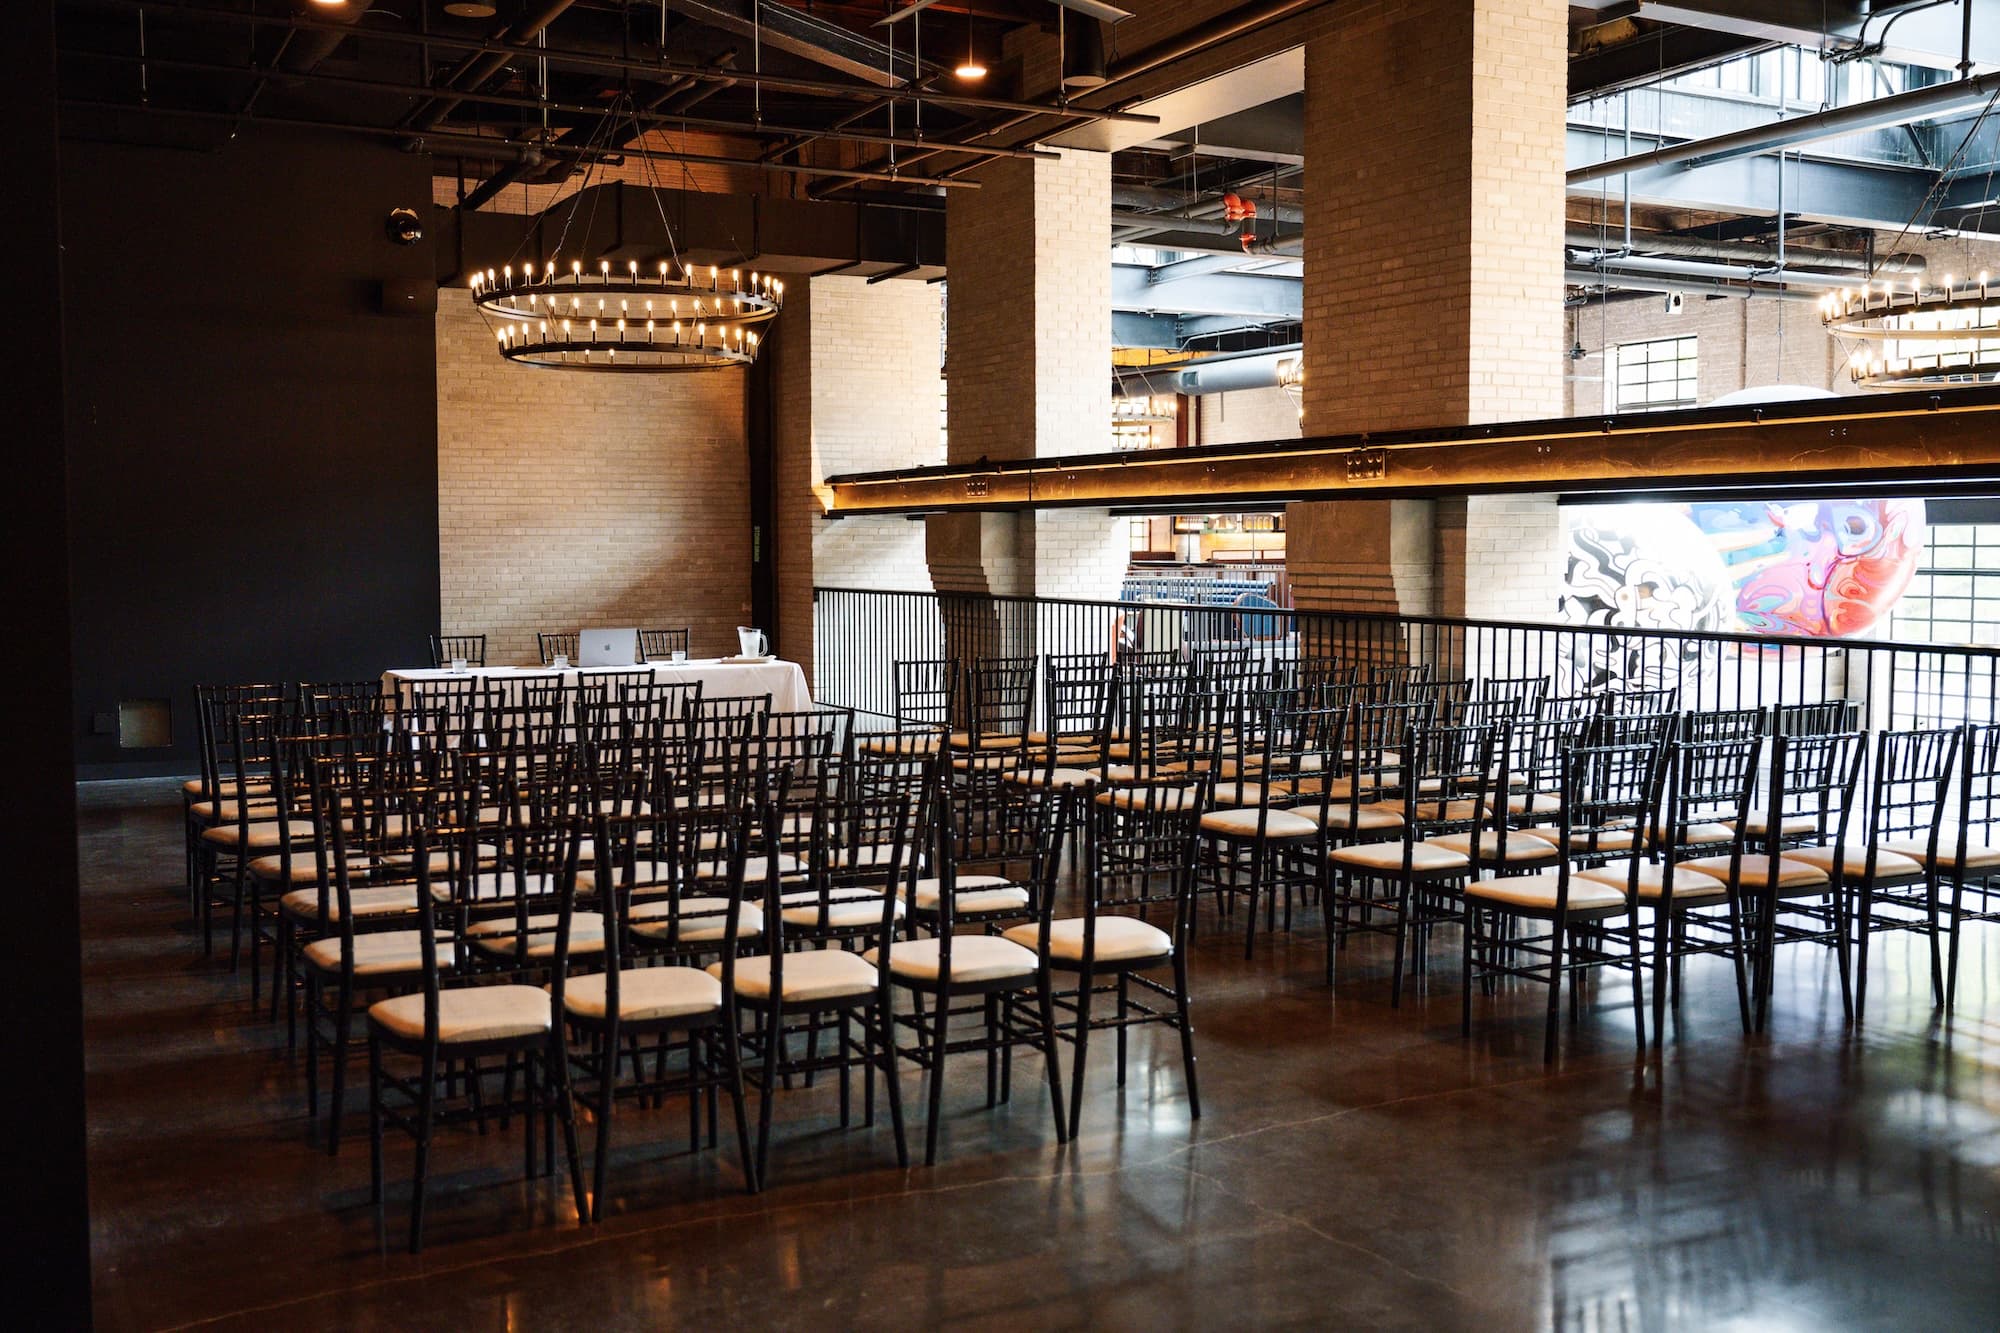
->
<box><xmin>81</xmin><ymin>779</ymin><xmax>2000</xmax><ymax>1331</ymax></box>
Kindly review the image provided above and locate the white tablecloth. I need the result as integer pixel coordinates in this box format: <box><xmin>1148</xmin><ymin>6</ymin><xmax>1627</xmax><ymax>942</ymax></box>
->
<box><xmin>382</xmin><ymin>659</ymin><xmax>813</xmax><ymax>712</ymax></box>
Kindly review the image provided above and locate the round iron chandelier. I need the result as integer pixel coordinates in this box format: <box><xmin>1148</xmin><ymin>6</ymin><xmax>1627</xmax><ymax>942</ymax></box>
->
<box><xmin>470</xmin><ymin>92</ymin><xmax>783</xmax><ymax>372</ymax></box>
<box><xmin>472</xmin><ymin>259</ymin><xmax>781</xmax><ymax>371</ymax></box>
<box><xmin>1820</xmin><ymin>274</ymin><xmax>2000</xmax><ymax>390</ymax></box>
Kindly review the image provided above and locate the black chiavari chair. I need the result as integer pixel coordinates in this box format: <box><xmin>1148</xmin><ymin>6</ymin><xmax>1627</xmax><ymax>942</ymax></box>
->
<box><xmin>538</xmin><ymin>631</ymin><xmax>581</xmax><ymax>666</ymax></box>
<box><xmin>639</xmin><ymin>627</ymin><xmax>692</xmax><ymax>661</ymax></box>
<box><xmin>429</xmin><ymin>634</ymin><xmax>486</xmax><ymax>669</ymax></box>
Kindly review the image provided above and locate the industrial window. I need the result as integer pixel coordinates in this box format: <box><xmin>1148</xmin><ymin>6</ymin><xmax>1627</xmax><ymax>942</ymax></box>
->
<box><xmin>1612</xmin><ymin>335</ymin><xmax>1698</xmax><ymax>411</ymax></box>
<box><xmin>1889</xmin><ymin>523</ymin><xmax>2000</xmax><ymax>725</ymax></box>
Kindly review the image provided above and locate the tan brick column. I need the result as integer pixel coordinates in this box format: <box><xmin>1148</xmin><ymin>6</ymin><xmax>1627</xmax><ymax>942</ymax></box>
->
<box><xmin>932</xmin><ymin>147</ymin><xmax>1117</xmax><ymax>659</ymax></box>
<box><xmin>1288</xmin><ymin>0</ymin><xmax>1567</xmax><ymax>616</ymax></box>
<box><xmin>772</xmin><ymin>275</ymin><xmax>945</xmax><ymax>686</ymax></box>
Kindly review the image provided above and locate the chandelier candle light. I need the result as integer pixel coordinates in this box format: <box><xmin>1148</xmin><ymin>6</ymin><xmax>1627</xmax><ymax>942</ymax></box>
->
<box><xmin>1821</xmin><ymin>273</ymin><xmax>2000</xmax><ymax>389</ymax></box>
<box><xmin>472</xmin><ymin>258</ymin><xmax>781</xmax><ymax>371</ymax></box>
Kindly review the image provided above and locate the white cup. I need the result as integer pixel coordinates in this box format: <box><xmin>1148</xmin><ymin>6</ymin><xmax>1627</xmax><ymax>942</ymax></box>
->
<box><xmin>553</xmin><ymin>654</ymin><xmax>570</xmax><ymax>670</ymax></box>
<box><xmin>670</xmin><ymin>649</ymin><xmax>688</xmax><ymax>662</ymax></box>
<box><xmin>449</xmin><ymin>657</ymin><xmax>467</xmax><ymax>674</ymax></box>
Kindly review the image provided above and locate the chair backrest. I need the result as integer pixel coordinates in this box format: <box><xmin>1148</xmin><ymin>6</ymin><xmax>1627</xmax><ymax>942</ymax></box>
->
<box><xmin>621</xmin><ymin>678</ymin><xmax>703</xmax><ymax>724</ymax></box>
<box><xmin>638</xmin><ymin>627</ymin><xmax>692</xmax><ymax>660</ymax></box>
<box><xmin>1752</xmin><ymin>731</ymin><xmax>1867</xmax><ymax>854</ymax></box>
<box><xmin>1678</xmin><ymin>707</ymin><xmax>1765</xmax><ymax>744</ymax></box>
<box><xmin>1067</xmin><ymin>773</ymin><xmax>1210</xmax><ymax>952</ymax></box>
<box><xmin>1477</xmin><ymin>676</ymin><xmax>1551</xmax><ymax>716</ymax></box>
<box><xmin>1559</xmin><ymin>739</ymin><xmax>1661</xmax><ymax>859</ymax></box>
<box><xmin>892</xmin><ymin>658</ymin><xmax>957</xmax><ymax>732</ymax></box>
<box><xmin>595</xmin><ymin>771</ymin><xmax>750</xmax><ymax>969</ymax></box>
<box><xmin>537</xmin><ymin>631</ymin><xmax>581</xmax><ymax>666</ymax></box>
<box><xmin>1407</xmin><ymin>678</ymin><xmax>1473</xmax><ymax>712</ymax></box>
<box><xmin>1655</xmin><ymin>737</ymin><xmax>1761</xmax><ymax>861</ymax></box>
<box><xmin>1253</xmin><ymin>700</ymin><xmax>1346</xmax><ymax>827</ymax></box>
<box><xmin>1404</xmin><ymin>720</ymin><xmax>1500</xmax><ymax>850</ymax></box>
<box><xmin>194</xmin><ymin>683</ymin><xmax>286</xmax><ymax>795</ymax></box>
<box><xmin>404</xmin><ymin>676</ymin><xmax>491</xmax><ymax>735</ymax></box>
<box><xmin>764</xmin><ymin>785</ymin><xmax>913</xmax><ymax>952</ymax></box>
<box><xmin>1338</xmin><ymin>699</ymin><xmax>1428</xmax><ymax>821</ymax></box>
<box><xmin>1604</xmin><ymin>686</ymin><xmax>1679</xmax><ymax>717</ymax></box>
<box><xmin>1537</xmin><ymin>692</ymin><xmax>1605</xmax><ymax>728</ymax></box>
<box><xmin>1866</xmin><ymin>727</ymin><xmax>1959</xmax><ymax>849</ymax></box>
<box><xmin>964</xmin><ymin>656</ymin><xmax>1036</xmax><ymax>746</ymax></box>
<box><xmin>1363</xmin><ymin>661</ymin><xmax>1433</xmax><ymax>703</ymax></box>
<box><xmin>578</xmin><ymin>668</ymin><xmax>654</xmax><ymax>709</ymax></box>
<box><xmin>1770</xmin><ymin>700</ymin><xmax>1860</xmax><ymax>737</ymax></box>
<box><xmin>429</xmin><ymin>634</ymin><xmax>486</xmax><ymax>669</ymax></box>
<box><xmin>296</xmin><ymin>680</ymin><xmax>388</xmax><ymax>716</ymax></box>
<box><xmin>1041</xmin><ymin>654</ymin><xmax>1117</xmax><ymax>748</ymax></box>
<box><xmin>1950</xmin><ymin>723</ymin><xmax>2000</xmax><ymax>861</ymax></box>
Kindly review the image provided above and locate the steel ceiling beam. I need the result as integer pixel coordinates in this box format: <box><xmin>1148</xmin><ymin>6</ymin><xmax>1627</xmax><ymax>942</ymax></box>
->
<box><xmin>821</xmin><ymin>386</ymin><xmax>2000</xmax><ymax>513</ymax></box>
<box><xmin>70</xmin><ymin>0</ymin><xmax>1159</xmax><ymax>125</ymax></box>
<box><xmin>1111</xmin><ymin>262</ymin><xmax>1301</xmax><ymax>319</ymax></box>
<box><xmin>655</xmin><ymin>0</ymin><xmax>929</xmax><ymax>86</ymax></box>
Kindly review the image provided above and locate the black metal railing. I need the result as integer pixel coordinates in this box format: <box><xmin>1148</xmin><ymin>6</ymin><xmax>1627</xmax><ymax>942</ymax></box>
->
<box><xmin>813</xmin><ymin>586</ymin><xmax>2000</xmax><ymax>731</ymax></box>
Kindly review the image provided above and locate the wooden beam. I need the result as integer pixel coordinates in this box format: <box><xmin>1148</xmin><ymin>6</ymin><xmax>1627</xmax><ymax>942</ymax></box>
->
<box><xmin>822</xmin><ymin>386</ymin><xmax>2000</xmax><ymax>513</ymax></box>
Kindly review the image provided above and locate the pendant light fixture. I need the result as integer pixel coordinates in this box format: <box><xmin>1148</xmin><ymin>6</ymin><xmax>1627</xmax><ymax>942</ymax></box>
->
<box><xmin>954</xmin><ymin>14</ymin><xmax>986</xmax><ymax>81</ymax></box>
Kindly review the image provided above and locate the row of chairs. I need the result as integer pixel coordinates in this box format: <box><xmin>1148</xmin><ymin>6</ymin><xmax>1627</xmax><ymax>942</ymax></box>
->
<box><xmin>882</xmin><ymin>651</ymin><xmax>1997</xmax><ymax>1061</ymax></box>
<box><xmin>426</xmin><ymin>628</ymin><xmax>692</xmax><ymax>669</ymax></box>
<box><xmin>183</xmin><ymin>682</ymin><xmax>1209</xmax><ymax>1251</ymax></box>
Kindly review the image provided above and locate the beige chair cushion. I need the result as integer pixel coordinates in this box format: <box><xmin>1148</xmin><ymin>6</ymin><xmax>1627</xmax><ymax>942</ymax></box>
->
<box><xmin>1883</xmin><ymin>833</ymin><xmax>2000</xmax><ymax>872</ymax></box>
<box><xmin>865</xmin><ymin>935</ymin><xmax>1040</xmax><ymax>985</ymax></box>
<box><xmin>710</xmin><ymin>949</ymin><xmax>879</xmax><ymax>1003</ymax></box>
<box><xmin>1505</xmin><ymin>792</ymin><xmax>1563</xmax><ymax>817</ymax></box>
<box><xmin>370</xmin><ymin>984</ymin><xmax>551</xmax><ymax>1044</ymax></box>
<box><xmin>250</xmin><ymin>852</ymin><xmax>360</xmax><ymax>883</ymax></box>
<box><xmin>1678</xmin><ymin>853</ymin><xmax>1829</xmax><ymax>892</ymax></box>
<box><xmin>1092</xmin><ymin>785</ymin><xmax>1200</xmax><ymax>812</ymax></box>
<box><xmin>1327</xmin><ymin>840</ymin><xmax>1470</xmax><ymax>874</ymax></box>
<box><xmin>431</xmin><ymin>870</ymin><xmax>560</xmax><ymax>905</ymax></box>
<box><xmin>562</xmin><ymin>967</ymin><xmax>721</xmax><ymax>1023</ymax></box>
<box><xmin>1656</xmin><ymin>821</ymin><xmax>1736</xmax><ymax>846</ymax></box>
<box><xmin>856</xmin><ymin>733</ymin><xmax>943</xmax><ymax>757</ymax></box>
<box><xmin>831</xmin><ymin>844</ymin><xmax>902</xmax><ymax>872</ymax></box>
<box><xmin>693</xmin><ymin>853</ymin><xmax>802</xmax><ymax>882</ymax></box>
<box><xmin>1199</xmin><ymin>806</ymin><xmax>1319</xmax><ymax>840</ymax></box>
<box><xmin>183</xmin><ymin>778</ymin><xmax>271</xmax><ymax>798</ymax></box>
<box><xmin>1002</xmin><ymin>914</ymin><xmax>1172</xmax><ymax>964</ymax></box>
<box><xmin>1785</xmin><ymin>843</ymin><xmax>1924</xmax><ymax>881</ymax></box>
<box><xmin>1576</xmin><ymin>860</ymin><xmax>1729</xmax><ymax>904</ymax></box>
<box><xmin>902</xmin><ymin>876</ymin><xmax>1032</xmax><ymax>915</ymax></box>
<box><xmin>1009</xmin><ymin>766</ymin><xmax>1097</xmax><ymax>790</ymax></box>
<box><xmin>577</xmin><ymin>860</ymin><xmax>676</xmax><ymax>893</ymax></box>
<box><xmin>948</xmin><ymin>731</ymin><xmax>1025</xmax><ymax>750</ymax></box>
<box><xmin>628</xmin><ymin>896</ymin><xmax>762</xmax><ymax>943</ymax></box>
<box><xmin>1726</xmin><ymin>812</ymin><xmax>1822</xmax><ymax>838</ymax></box>
<box><xmin>1319</xmin><ymin>804</ymin><xmax>1405</xmax><ymax>834</ymax></box>
<box><xmin>1427</xmin><ymin>829</ymin><xmax>1560</xmax><ymax>864</ymax></box>
<box><xmin>303</xmin><ymin>929</ymin><xmax>454</xmax><ymax>978</ymax></box>
<box><xmin>1464</xmin><ymin>871</ymin><xmax>1626</xmax><ymax>915</ymax></box>
<box><xmin>1209</xmin><ymin>780</ymin><xmax>1285</xmax><ymax>808</ymax></box>
<box><xmin>1520</xmin><ymin>826</ymin><xmax>1638</xmax><ymax>854</ymax></box>
<box><xmin>777</xmin><ymin>888</ymin><xmax>903</xmax><ymax>930</ymax></box>
<box><xmin>201</xmin><ymin>819</ymin><xmax>315</xmax><ymax>850</ymax></box>
<box><xmin>280</xmin><ymin>883</ymin><xmax>418</xmax><ymax>924</ymax></box>
<box><xmin>465</xmin><ymin>913</ymin><xmax>606</xmax><ymax>958</ymax></box>
<box><xmin>190</xmin><ymin>798</ymin><xmax>279</xmax><ymax>821</ymax></box>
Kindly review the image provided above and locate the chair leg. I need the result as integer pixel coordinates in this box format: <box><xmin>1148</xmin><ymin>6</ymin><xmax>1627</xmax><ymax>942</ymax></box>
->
<box><xmin>368</xmin><ymin>1031</ymin><xmax>384</xmax><ymax>1217</ymax></box>
<box><xmin>1945</xmin><ymin>877</ymin><xmax>1966</xmax><ymax>1012</ymax></box>
<box><xmin>924</xmin><ymin>986</ymin><xmax>949</xmax><ymax>1167</ymax></box>
<box><xmin>305</xmin><ymin>974</ymin><xmax>322</xmax><ymax>1125</ymax></box>
<box><xmin>1067</xmin><ymin>971</ymin><xmax>1094</xmax><ymax>1140</ymax></box>
<box><xmin>1242</xmin><ymin>845</ymin><xmax>1262</xmax><ymax>960</ymax></box>
<box><xmin>722</xmin><ymin>1022</ymin><xmax>759</xmax><ymax>1194</ymax></box>
<box><xmin>549</xmin><ymin>1040</ymin><xmax>587</xmax><ymax>1224</ymax></box>
<box><xmin>409</xmin><ymin>1048</ymin><xmax>438</xmax><ymax>1254</ymax></box>
<box><xmin>879</xmin><ymin>996</ymin><xmax>909</xmax><ymax>1168</ymax></box>
<box><xmin>1627</xmin><ymin>911</ymin><xmax>1646</xmax><ymax>1055</ymax></box>
<box><xmin>327</xmin><ymin>981</ymin><xmax>353</xmax><ymax>1157</ymax></box>
<box><xmin>1543</xmin><ymin>919</ymin><xmax>1566</xmax><ymax>1065</ymax></box>
<box><xmin>1851</xmin><ymin>883</ymin><xmax>1871</xmax><ymax>1025</ymax></box>
<box><xmin>1460</xmin><ymin>905</ymin><xmax>1477</xmax><ymax>1038</ymax></box>
<box><xmin>1724</xmin><ymin>894</ymin><xmax>1752</xmax><ymax>1035</ymax></box>
<box><xmin>1115</xmin><ymin>972</ymin><xmax>1129</xmax><ymax>1087</ymax></box>
<box><xmin>1389</xmin><ymin>876</ymin><xmax>1411</xmax><ymax>1009</ymax></box>
<box><xmin>1037</xmin><ymin>972</ymin><xmax>1067</xmax><ymax>1144</ymax></box>
<box><xmin>591</xmin><ymin>1025</ymin><xmax>614</xmax><ymax>1223</ymax></box>
<box><xmin>1173</xmin><ymin>953</ymin><xmax>1200</xmax><ymax>1121</ymax></box>
<box><xmin>754</xmin><ymin>1000</ymin><xmax>781</xmax><ymax>1188</ymax></box>
<box><xmin>1925</xmin><ymin>873</ymin><xmax>1946</xmax><ymax>1008</ymax></box>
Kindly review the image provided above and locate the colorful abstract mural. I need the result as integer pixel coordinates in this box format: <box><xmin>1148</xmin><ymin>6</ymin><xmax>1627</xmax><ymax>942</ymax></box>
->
<box><xmin>1685</xmin><ymin>499</ymin><xmax>1924</xmax><ymax>638</ymax></box>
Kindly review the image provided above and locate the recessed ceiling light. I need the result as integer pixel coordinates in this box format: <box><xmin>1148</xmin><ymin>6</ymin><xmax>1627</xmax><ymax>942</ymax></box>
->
<box><xmin>444</xmin><ymin>1</ymin><xmax>500</xmax><ymax>15</ymax></box>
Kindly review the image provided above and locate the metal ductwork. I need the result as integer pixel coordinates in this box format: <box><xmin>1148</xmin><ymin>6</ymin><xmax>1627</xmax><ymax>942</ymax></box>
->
<box><xmin>1563</xmin><ymin>228</ymin><xmax>1924</xmax><ymax>276</ymax></box>
<box><xmin>1570</xmin><ymin>66</ymin><xmax>2000</xmax><ymax>186</ymax></box>
<box><xmin>1564</xmin><ymin>266</ymin><xmax>1825</xmax><ymax>304</ymax></box>
<box><xmin>1117</xmin><ymin>345</ymin><xmax>1301</xmax><ymax>397</ymax></box>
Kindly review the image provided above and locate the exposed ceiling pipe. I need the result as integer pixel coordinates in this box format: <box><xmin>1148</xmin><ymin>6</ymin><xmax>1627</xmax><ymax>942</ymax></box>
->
<box><xmin>1112</xmin><ymin>183</ymin><xmax>1304</xmax><ymax>225</ymax></box>
<box><xmin>1569</xmin><ymin>64</ymin><xmax>2000</xmax><ymax>185</ymax></box>
<box><xmin>280</xmin><ymin>1</ymin><xmax>369</xmax><ymax>75</ymax></box>
<box><xmin>1562</xmin><ymin>226</ymin><xmax>1924</xmax><ymax>274</ymax></box>
<box><xmin>1571</xmin><ymin>252</ymin><xmax>1859</xmax><ymax>289</ymax></box>
<box><xmin>405</xmin><ymin>1</ymin><xmax>578</xmax><ymax>133</ymax></box>
<box><xmin>1115</xmin><ymin>345</ymin><xmax>1302</xmax><ymax>396</ymax></box>
<box><xmin>1112</xmin><ymin>208</ymin><xmax>1240</xmax><ymax>235</ymax></box>
<box><xmin>1564</xmin><ymin>266</ymin><xmax>1826</xmax><ymax>303</ymax></box>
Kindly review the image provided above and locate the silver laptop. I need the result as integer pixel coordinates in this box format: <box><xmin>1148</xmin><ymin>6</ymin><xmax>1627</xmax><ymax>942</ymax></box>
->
<box><xmin>576</xmin><ymin>627</ymin><xmax>639</xmax><ymax>668</ymax></box>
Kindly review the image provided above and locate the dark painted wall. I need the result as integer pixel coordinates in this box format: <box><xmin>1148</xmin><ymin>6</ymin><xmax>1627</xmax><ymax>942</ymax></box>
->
<box><xmin>61</xmin><ymin>129</ymin><xmax>441</xmax><ymax>777</ymax></box>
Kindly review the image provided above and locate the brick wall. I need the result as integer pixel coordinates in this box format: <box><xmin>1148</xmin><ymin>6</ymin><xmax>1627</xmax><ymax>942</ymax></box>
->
<box><xmin>1200</xmin><ymin>387</ymin><xmax>1301</xmax><ymax>445</ymax></box>
<box><xmin>435</xmin><ymin>288</ymin><xmax>750</xmax><ymax>665</ymax></box>
<box><xmin>773</xmin><ymin>275</ymin><xmax>942</xmax><ymax>682</ymax></box>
